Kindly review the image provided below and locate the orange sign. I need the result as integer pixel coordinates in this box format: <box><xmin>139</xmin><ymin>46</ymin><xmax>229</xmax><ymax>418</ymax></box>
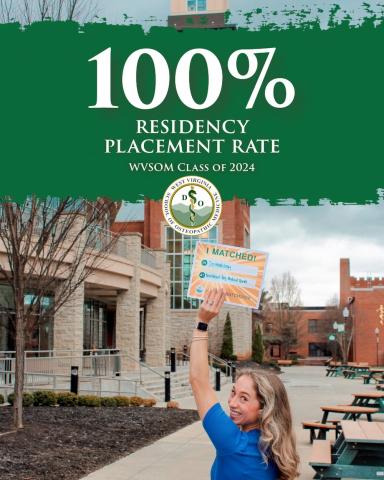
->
<box><xmin>188</xmin><ymin>242</ymin><xmax>268</xmax><ymax>308</ymax></box>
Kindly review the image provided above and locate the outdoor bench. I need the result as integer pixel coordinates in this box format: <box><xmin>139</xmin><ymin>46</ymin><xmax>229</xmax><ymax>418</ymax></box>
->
<box><xmin>309</xmin><ymin>439</ymin><xmax>332</xmax><ymax>470</ymax></box>
<box><xmin>277</xmin><ymin>360</ymin><xmax>293</xmax><ymax>366</ymax></box>
<box><xmin>302</xmin><ymin>421</ymin><xmax>339</xmax><ymax>443</ymax></box>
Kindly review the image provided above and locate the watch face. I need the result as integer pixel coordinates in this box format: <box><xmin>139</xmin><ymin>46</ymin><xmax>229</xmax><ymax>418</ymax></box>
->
<box><xmin>197</xmin><ymin>322</ymin><xmax>208</xmax><ymax>331</ymax></box>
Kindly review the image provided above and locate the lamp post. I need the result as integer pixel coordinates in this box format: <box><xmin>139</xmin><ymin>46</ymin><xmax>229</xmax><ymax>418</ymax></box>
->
<box><xmin>342</xmin><ymin>307</ymin><xmax>349</xmax><ymax>363</ymax></box>
<box><xmin>374</xmin><ymin>327</ymin><xmax>380</xmax><ymax>367</ymax></box>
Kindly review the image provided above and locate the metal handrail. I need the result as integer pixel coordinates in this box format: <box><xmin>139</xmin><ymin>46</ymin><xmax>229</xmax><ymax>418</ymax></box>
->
<box><xmin>0</xmin><ymin>349</ymin><xmax>166</xmax><ymax>383</ymax></box>
<box><xmin>208</xmin><ymin>352</ymin><xmax>233</xmax><ymax>377</ymax></box>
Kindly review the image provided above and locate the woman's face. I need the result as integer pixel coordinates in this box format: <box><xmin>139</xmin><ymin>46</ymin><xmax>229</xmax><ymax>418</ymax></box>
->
<box><xmin>228</xmin><ymin>375</ymin><xmax>262</xmax><ymax>430</ymax></box>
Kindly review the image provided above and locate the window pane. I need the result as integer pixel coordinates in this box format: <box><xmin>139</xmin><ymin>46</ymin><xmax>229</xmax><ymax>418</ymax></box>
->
<box><xmin>166</xmin><ymin>227</ymin><xmax>174</xmax><ymax>240</ymax></box>
<box><xmin>174</xmin><ymin>256</ymin><xmax>182</xmax><ymax>268</ymax></box>
<box><xmin>174</xmin><ymin>297</ymin><xmax>182</xmax><ymax>309</ymax></box>
<box><xmin>174</xmin><ymin>283</ymin><xmax>182</xmax><ymax>296</ymax></box>
<box><xmin>197</xmin><ymin>0</ymin><xmax>206</xmax><ymax>10</ymax></box>
<box><xmin>187</xmin><ymin>0</ymin><xmax>196</xmax><ymax>11</ymax></box>
<box><xmin>174</xmin><ymin>269</ymin><xmax>182</xmax><ymax>281</ymax></box>
<box><xmin>167</xmin><ymin>240</ymin><xmax>174</xmax><ymax>253</ymax></box>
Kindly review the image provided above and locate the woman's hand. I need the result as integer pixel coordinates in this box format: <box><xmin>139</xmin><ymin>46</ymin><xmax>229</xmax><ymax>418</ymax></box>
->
<box><xmin>197</xmin><ymin>288</ymin><xmax>226</xmax><ymax>324</ymax></box>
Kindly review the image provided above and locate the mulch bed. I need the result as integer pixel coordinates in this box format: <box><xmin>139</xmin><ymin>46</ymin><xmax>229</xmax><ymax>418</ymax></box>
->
<box><xmin>0</xmin><ymin>406</ymin><xmax>199</xmax><ymax>480</ymax></box>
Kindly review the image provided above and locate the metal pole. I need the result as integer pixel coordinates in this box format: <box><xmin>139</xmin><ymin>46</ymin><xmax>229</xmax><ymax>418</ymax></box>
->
<box><xmin>215</xmin><ymin>368</ymin><xmax>221</xmax><ymax>391</ymax></box>
<box><xmin>375</xmin><ymin>328</ymin><xmax>380</xmax><ymax>367</ymax></box>
<box><xmin>70</xmin><ymin>366</ymin><xmax>79</xmax><ymax>395</ymax></box>
<box><xmin>231</xmin><ymin>364</ymin><xmax>237</xmax><ymax>383</ymax></box>
<box><xmin>170</xmin><ymin>347</ymin><xmax>176</xmax><ymax>373</ymax></box>
<box><xmin>164</xmin><ymin>371</ymin><xmax>171</xmax><ymax>402</ymax></box>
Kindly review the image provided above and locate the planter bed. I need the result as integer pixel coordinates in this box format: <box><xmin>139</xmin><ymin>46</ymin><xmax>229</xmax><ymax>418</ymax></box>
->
<box><xmin>0</xmin><ymin>406</ymin><xmax>199</xmax><ymax>480</ymax></box>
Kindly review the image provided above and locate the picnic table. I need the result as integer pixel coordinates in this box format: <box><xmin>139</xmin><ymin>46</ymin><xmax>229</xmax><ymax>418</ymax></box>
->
<box><xmin>302</xmin><ymin>404</ymin><xmax>378</xmax><ymax>443</ymax></box>
<box><xmin>362</xmin><ymin>368</ymin><xmax>384</xmax><ymax>384</ymax></box>
<box><xmin>351</xmin><ymin>392</ymin><xmax>384</xmax><ymax>412</ymax></box>
<box><xmin>320</xmin><ymin>405</ymin><xmax>379</xmax><ymax>423</ymax></box>
<box><xmin>310</xmin><ymin>420</ymin><xmax>384</xmax><ymax>479</ymax></box>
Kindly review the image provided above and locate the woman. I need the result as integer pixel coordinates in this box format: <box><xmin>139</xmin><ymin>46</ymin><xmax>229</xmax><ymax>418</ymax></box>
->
<box><xmin>189</xmin><ymin>288</ymin><xmax>300</xmax><ymax>480</ymax></box>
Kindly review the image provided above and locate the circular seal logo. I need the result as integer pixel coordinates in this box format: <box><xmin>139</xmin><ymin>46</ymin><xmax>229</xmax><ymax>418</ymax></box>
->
<box><xmin>162</xmin><ymin>176</ymin><xmax>222</xmax><ymax>235</ymax></box>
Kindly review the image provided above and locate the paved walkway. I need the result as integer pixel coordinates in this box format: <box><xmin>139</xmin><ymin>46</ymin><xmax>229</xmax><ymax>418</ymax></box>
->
<box><xmin>81</xmin><ymin>366</ymin><xmax>383</xmax><ymax>480</ymax></box>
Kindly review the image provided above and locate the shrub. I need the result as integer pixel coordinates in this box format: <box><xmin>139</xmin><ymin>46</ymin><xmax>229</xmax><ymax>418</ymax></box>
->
<box><xmin>77</xmin><ymin>395</ymin><xmax>101</xmax><ymax>407</ymax></box>
<box><xmin>252</xmin><ymin>324</ymin><xmax>264</xmax><ymax>364</ymax></box>
<box><xmin>0</xmin><ymin>394</ymin><xmax>4</xmax><ymax>405</ymax></box>
<box><xmin>166</xmin><ymin>401</ymin><xmax>180</xmax><ymax>409</ymax></box>
<box><xmin>221</xmin><ymin>313</ymin><xmax>234</xmax><ymax>360</ymax></box>
<box><xmin>142</xmin><ymin>398</ymin><xmax>156</xmax><ymax>407</ymax></box>
<box><xmin>100</xmin><ymin>397</ymin><xmax>118</xmax><ymax>407</ymax></box>
<box><xmin>7</xmin><ymin>392</ymin><xmax>34</xmax><ymax>407</ymax></box>
<box><xmin>129</xmin><ymin>396</ymin><xmax>144</xmax><ymax>407</ymax></box>
<box><xmin>113</xmin><ymin>396</ymin><xmax>131</xmax><ymax>407</ymax></box>
<box><xmin>33</xmin><ymin>390</ymin><xmax>57</xmax><ymax>407</ymax></box>
<box><xmin>56</xmin><ymin>392</ymin><xmax>78</xmax><ymax>407</ymax></box>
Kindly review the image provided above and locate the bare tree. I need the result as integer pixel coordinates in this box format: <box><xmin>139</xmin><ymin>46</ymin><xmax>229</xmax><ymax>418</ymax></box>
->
<box><xmin>320</xmin><ymin>295</ymin><xmax>354</xmax><ymax>363</ymax></box>
<box><xmin>0</xmin><ymin>0</ymin><xmax>98</xmax><ymax>24</ymax></box>
<box><xmin>0</xmin><ymin>0</ymin><xmax>15</xmax><ymax>22</ymax></box>
<box><xmin>266</xmin><ymin>272</ymin><xmax>303</xmax><ymax>359</ymax></box>
<box><xmin>0</xmin><ymin>196</ymin><xmax>120</xmax><ymax>429</ymax></box>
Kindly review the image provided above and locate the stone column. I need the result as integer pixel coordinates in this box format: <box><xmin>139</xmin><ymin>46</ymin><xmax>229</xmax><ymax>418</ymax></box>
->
<box><xmin>53</xmin><ymin>214</ymin><xmax>87</xmax><ymax>356</ymax></box>
<box><xmin>53</xmin><ymin>282</ymin><xmax>84</xmax><ymax>354</ymax></box>
<box><xmin>145</xmin><ymin>250</ymin><xmax>169</xmax><ymax>367</ymax></box>
<box><xmin>115</xmin><ymin>233</ymin><xmax>141</xmax><ymax>372</ymax></box>
<box><xmin>230</xmin><ymin>306</ymin><xmax>252</xmax><ymax>360</ymax></box>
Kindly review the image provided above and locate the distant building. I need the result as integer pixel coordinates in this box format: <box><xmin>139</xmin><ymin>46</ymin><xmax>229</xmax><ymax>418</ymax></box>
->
<box><xmin>257</xmin><ymin>258</ymin><xmax>384</xmax><ymax>366</ymax></box>
<box><xmin>340</xmin><ymin>258</ymin><xmax>384</xmax><ymax>366</ymax></box>
<box><xmin>168</xmin><ymin>0</ymin><xmax>236</xmax><ymax>30</ymax></box>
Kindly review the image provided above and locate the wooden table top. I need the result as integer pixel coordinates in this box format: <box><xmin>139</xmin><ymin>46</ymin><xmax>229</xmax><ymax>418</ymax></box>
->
<box><xmin>353</xmin><ymin>392</ymin><xmax>384</xmax><ymax>399</ymax></box>
<box><xmin>321</xmin><ymin>405</ymin><xmax>379</xmax><ymax>414</ymax></box>
<box><xmin>369</xmin><ymin>368</ymin><xmax>384</xmax><ymax>373</ymax></box>
<box><xmin>341</xmin><ymin>420</ymin><xmax>384</xmax><ymax>443</ymax></box>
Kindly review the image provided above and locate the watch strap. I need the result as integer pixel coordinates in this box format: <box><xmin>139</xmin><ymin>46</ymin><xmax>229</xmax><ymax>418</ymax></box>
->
<box><xmin>196</xmin><ymin>321</ymin><xmax>208</xmax><ymax>331</ymax></box>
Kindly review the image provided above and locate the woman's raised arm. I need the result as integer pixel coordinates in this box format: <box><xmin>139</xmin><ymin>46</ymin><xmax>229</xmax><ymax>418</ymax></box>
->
<box><xmin>189</xmin><ymin>288</ymin><xmax>225</xmax><ymax>419</ymax></box>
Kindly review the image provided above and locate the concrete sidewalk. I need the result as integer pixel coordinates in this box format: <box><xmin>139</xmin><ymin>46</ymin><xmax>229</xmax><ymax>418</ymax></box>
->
<box><xmin>81</xmin><ymin>366</ymin><xmax>383</xmax><ymax>480</ymax></box>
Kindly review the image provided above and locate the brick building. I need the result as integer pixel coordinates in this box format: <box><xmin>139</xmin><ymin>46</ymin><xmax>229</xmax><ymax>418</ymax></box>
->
<box><xmin>340</xmin><ymin>258</ymin><xmax>384</xmax><ymax>366</ymax></box>
<box><xmin>168</xmin><ymin>0</ymin><xmax>236</xmax><ymax>30</ymax></box>
<box><xmin>260</xmin><ymin>259</ymin><xmax>384</xmax><ymax>366</ymax></box>
<box><xmin>113</xmin><ymin>198</ymin><xmax>253</xmax><ymax>360</ymax></box>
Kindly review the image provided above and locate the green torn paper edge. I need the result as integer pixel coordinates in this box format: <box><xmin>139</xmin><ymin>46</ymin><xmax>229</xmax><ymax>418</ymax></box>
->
<box><xmin>0</xmin><ymin>9</ymin><xmax>383</xmax><ymax>205</ymax></box>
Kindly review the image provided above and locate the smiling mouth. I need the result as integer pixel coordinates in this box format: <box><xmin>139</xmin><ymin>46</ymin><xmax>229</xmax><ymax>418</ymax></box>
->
<box><xmin>230</xmin><ymin>410</ymin><xmax>241</xmax><ymax>419</ymax></box>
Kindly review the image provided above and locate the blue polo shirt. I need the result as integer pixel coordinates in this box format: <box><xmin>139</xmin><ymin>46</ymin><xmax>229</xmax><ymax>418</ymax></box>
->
<box><xmin>202</xmin><ymin>403</ymin><xmax>279</xmax><ymax>480</ymax></box>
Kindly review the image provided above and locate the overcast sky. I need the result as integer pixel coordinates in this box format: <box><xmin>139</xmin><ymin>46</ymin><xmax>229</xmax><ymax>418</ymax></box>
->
<box><xmin>250</xmin><ymin>201</ymin><xmax>384</xmax><ymax>306</ymax></box>
<box><xmin>96</xmin><ymin>0</ymin><xmax>383</xmax><ymax>28</ymax></box>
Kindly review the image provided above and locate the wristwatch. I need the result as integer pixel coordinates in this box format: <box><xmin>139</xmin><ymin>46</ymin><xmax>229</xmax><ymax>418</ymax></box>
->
<box><xmin>196</xmin><ymin>322</ymin><xmax>208</xmax><ymax>331</ymax></box>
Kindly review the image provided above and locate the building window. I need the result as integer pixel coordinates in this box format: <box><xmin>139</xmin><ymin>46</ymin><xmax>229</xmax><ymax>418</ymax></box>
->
<box><xmin>308</xmin><ymin>319</ymin><xmax>319</xmax><ymax>333</ymax></box>
<box><xmin>265</xmin><ymin>323</ymin><xmax>273</xmax><ymax>335</ymax></box>
<box><xmin>187</xmin><ymin>0</ymin><xmax>207</xmax><ymax>12</ymax></box>
<box><xmin>270</xmin><ymin>344</ymin><xmax>280</xmax><ymax>358</ymax></box>
<box><xmin>0</xmin><ymin>284</ymin><xmax>54</xmax><ymax>351</ymax></box>
<box><xmin>309</xmin><ymin>343</ymin><xmax>332</xmax><ymax>357</ymax></box>
<box><xmin>166</xmin><ymin>226</ymin><xmax>218</xmax><ymax>309</ymax></box>
<box><xmin>83</xmin><ymin>299</ymin><xmax>108</xmax><ymax>350</ymax></box>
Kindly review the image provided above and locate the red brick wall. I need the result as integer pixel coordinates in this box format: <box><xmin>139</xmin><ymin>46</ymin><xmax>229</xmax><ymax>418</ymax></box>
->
<box><xmin>221</xmin><ymin>198</ymin><xmax>250</xmax><ymax>247</ymax></box>
<box><xmin>111</xmin><ymin>221</ymin><xmax>144</xmax><ymax>238</ymax></box>
<box><xmin>296</xmin><ymin>310</ymin><xmax>329</xmax><ymax>358</ymax></box>
<box><xmin>340</xmin><ymin>259</ymin><xmax>384</xmax><ymax>365</ymax></box>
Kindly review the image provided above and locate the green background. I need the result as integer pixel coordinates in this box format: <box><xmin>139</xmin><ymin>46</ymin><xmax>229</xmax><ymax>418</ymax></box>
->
<box><xmin>0</xmin><ymin>20</ymin><xmax>383</xmax><ymax>204</ymax></box>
